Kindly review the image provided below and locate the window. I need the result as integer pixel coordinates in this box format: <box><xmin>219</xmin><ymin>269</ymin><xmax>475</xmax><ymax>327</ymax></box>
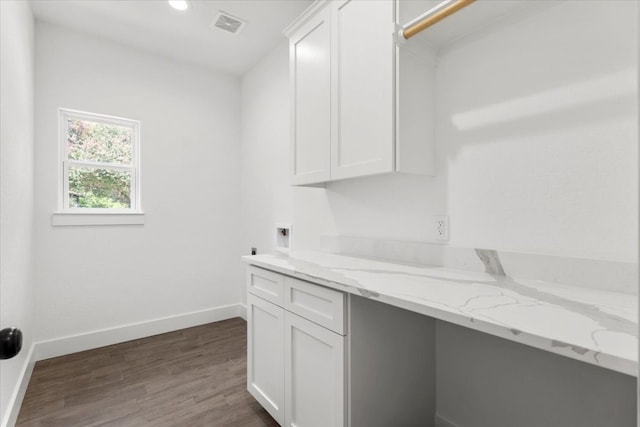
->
<box><xmin>55</xmin><ymin>109</ymin><xmax>142</xmax><ymax>225</ymax></box>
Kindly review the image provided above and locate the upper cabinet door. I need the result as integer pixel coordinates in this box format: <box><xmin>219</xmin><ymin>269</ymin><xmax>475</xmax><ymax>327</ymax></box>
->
<box><xmin>331</xmin><ymin>0</ymin><xmax>395</xmax><ymax>181</ymax></box>
<box><xmin>290</xmin><ymin>6</ymin><xmax>332</xmax><ymax>185</ymax></box>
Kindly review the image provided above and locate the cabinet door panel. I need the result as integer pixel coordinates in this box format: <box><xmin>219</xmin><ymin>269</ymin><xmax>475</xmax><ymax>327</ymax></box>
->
<box><xmin>291</xmin><ymin>6</ymin><xmax>331</xmax><ymax>185</ymax></box>
<box><xmin>247</xmin><ymin>293</ymin><xmax>285</xmax><ymax>425</ymax></box>
<box><xmin>284</xmin><ymin>312</ymin><xmax>345</xmax><ymax>427</ymax></box>
<box><xmin>332</xmin><ymin>0</ymin><xmax>394</xmax><ymax>180</ymax></box>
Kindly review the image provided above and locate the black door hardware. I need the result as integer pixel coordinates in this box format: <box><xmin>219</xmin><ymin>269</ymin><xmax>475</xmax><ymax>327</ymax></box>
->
<box><xmin>0</xmin><ymin>328</ymin><xmax>22</xmax><ymax>360</ymax></box>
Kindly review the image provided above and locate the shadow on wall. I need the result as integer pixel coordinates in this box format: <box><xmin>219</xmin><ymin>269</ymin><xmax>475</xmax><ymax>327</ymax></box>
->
<box><xmin>447</xmin><ymin>68</ymin><xmax>637</xmax><ymax>144</ymax></box>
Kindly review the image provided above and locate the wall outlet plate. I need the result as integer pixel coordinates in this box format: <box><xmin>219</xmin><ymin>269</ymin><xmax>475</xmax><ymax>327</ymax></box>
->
<box><xmin>435</xmin><ymin>215</ymin><xmax>449</xmax><ymax>241</ymax></box>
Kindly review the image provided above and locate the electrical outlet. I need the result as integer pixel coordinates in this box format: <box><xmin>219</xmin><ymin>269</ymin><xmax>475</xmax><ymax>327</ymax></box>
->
<box><xmin>435</xmin><ymin>215</ymin><xmax>449</xmax><ymax>241</ymax></box>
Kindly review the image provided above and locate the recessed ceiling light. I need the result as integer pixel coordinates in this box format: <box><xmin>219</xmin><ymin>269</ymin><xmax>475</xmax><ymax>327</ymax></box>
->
<box><xmin>168</xmin><ymin>0</ymin><xmax>190</xmax><ymax>11</ymax></box>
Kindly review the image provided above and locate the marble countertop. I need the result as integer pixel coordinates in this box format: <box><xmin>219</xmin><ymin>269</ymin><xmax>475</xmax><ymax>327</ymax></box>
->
<box><xmin>242</xmin><ymin>251</ymin><xmax>638</xmax><ymax>377</ymax></box>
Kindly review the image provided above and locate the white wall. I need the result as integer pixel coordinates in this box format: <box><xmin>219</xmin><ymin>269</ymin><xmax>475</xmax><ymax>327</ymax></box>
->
<box><xmin>241</xmin><ymin>0</ymin><xmax>637</xmax><ymax>268</ymax></box>
<box><xmin>436</xmin><ymin>1</ymin><xmax>637</xmax><ymax>262</ymax></box>
<box><xmin>239</xmin><ymin>4</ymin><xmax>638</xmax><ymax>425</ymax></box>
<box><xmin>240</xmin><ymin>42</ymin><xmax>332</xmax><ymax>259</ymax></box>
<box><xmin>34</xmin><ymin>22</ymin><xmax>242</xmax><ymax>348</ymax></box>
<box><xmin>0</xmin><ymin>1</ymin><xmax>35</xmax><ymax>424</ymax></box>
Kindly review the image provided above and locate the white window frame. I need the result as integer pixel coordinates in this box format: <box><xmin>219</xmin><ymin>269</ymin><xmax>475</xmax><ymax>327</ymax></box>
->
<box><xmin>54</xmin><ymin>108</ymin><xmax>143</xmax><ymax>225</ymax></box>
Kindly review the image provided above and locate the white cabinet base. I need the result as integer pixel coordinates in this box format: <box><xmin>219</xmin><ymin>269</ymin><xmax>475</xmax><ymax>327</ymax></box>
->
<box><xmin>248</xmin><ymin>271</ymin><xmax>346</xmax><ymax>427</ymax></box>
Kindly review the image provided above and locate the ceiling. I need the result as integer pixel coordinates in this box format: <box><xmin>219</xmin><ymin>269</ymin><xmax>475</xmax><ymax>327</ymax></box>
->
<box><xmin>31</xmin><ymin>0</ymin><xmax>313</xmax><ymax>75</ymax></box>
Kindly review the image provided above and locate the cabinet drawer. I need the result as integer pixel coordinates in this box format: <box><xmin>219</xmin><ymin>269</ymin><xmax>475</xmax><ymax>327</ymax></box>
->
<box><xmin>247</xmin><ymin>266</ymin><xmax>285</xmax><ymax>307</ymax></box>
<box><xmin>284</xmin><ymin>277</ymin><xmax>345</xmax><ymax>335</ymax></box>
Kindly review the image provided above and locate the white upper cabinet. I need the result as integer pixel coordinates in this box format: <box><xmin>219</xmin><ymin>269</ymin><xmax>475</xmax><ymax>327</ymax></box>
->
<box><xmin>331</xmin><ymin>0</ymin><xmax>395</xmax><ymax>180</ymax></box>
<box><xmin>285</xmin><ymin>0</ymin><xmax>435</xmax><ymax>186</ymax></box>
<box><xmin>289</xmin><ymin>5</ymin><xmax>332</xmax><ymax>185</ymax></box>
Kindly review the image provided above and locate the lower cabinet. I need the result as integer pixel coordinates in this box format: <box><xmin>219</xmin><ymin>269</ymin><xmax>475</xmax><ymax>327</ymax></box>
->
<box><xmin>247</xmin><ymin>293</ymin><xmax>285</xmax><ymax>424</ymax></box>
<box><xmin>284</xmin><ymin>311</ymin><xmax>345</xmax><ymax>427</ymax></box>
<box><xmin>247</xmin><ymin>268</ymin><xmax>346</xmax><ymax>427</ymax></box>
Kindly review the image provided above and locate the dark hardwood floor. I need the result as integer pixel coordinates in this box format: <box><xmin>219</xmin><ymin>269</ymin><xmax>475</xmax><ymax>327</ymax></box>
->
<box><xmin>16</xmin><ymin>318</ymin><xmax>279</xmax><ymax>427</ymax></box>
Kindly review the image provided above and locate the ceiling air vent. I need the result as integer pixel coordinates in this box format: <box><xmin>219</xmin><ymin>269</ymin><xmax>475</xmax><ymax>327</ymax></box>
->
<box><xmin>212</xmin><ymin>11</ymin><xmax>247</xmax><ymax>34</ymax></box>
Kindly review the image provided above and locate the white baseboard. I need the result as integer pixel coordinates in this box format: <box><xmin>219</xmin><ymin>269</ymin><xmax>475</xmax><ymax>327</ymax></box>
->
<box><xmin>435</xmin><ymin>413</ymin><xmax>460</xmax><ymax>427</ymax></box>
<box><xmin>237</xmin><ymin>303</ymin><xmax>247</xmax><ymax>320</ymax></box>
<box><xmin>2</xmin><ymin>343</ymin><xmax>36</xmax><ymax>427</ymax></box>
<box><xmin>35</xmin><ymin>303</ymin><xmax>244</xmax><ymax>361</ymax></box>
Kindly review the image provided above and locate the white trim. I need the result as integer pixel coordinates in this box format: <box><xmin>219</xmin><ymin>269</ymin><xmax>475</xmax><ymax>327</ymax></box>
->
<box><xmin>52</xmin><ymin>212</ymin><xmax>145</xmax><ymax>226</ymax></box>
<box><xmin>35</xmin><ymin>304</ymin><xmax>245</xmax><ymax>361</ymax></box>
<box><xmin>59</xmin><ymin>108</ymin><xmax>140</xmax><ymax>127</ymax></box>
<box><xmin>238</xmin><ymin>303</ymin><xmax>247</xmax><ymax>321</ymax></box>
<box><xmin>1</xmin><ymin>343</ymin><xmax>36</xmax><ymax>427</ymax></box>
<box><xmin>66</xmin><ymin>159</ymin><xmax>135</xmax><ymax>171</ymax></box>
<box><xmin>283</xmin><ymin>0</ymin><xmax>329</xmax><ymax>37</ymax></box>
<box><xmin>434</xmin><ymin>414</ymin><xmax>461</xmax><ymax>427</ymax></box>
<box><xmin>58</xmin><ymin>108</ymin><xmax>142</xmax><ymax>214</ymax></box>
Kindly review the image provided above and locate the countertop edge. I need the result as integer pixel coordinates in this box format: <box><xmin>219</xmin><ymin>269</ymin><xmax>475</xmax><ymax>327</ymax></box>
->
<box><xmin>242</xmin><ymin>255</ymin><xmax>637</xmax><ymax>377</ymax></box>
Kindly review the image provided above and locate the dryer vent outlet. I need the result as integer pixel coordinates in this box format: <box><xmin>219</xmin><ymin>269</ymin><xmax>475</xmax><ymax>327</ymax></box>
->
<box><xmin>212</xmin><ymin>11</ymin><xmax>247</xmax><ymax>34</ymax></box>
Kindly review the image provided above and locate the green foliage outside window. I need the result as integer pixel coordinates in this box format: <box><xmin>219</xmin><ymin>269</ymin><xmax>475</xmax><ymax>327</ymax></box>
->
<box><xmin>67</xmin><ymin>119</ymin><xmax>133</xmax><ymax>209</ymax></box>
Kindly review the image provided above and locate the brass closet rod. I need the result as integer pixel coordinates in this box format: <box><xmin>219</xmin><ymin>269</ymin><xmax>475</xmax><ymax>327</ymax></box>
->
<box><xmin>401</xmin><ymin>0</ymin><xmax>476</xmax><ymax>40</ymax></box>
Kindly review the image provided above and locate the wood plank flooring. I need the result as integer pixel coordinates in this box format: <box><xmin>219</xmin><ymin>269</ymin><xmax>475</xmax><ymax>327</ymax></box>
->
<box><xmin>16</xmin><ymin>318</ymin><xmax>279</xmax><ymax>427</ymax></box>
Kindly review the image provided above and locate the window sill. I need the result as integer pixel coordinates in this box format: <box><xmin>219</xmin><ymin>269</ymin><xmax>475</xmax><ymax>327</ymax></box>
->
<box><xmin>52</xmin><ymin>212</ymin><xmax>145</xmax><ymax>226</ymax></box>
